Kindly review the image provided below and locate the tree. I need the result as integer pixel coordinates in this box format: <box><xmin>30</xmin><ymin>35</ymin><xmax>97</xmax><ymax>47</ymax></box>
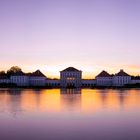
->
<box><xmin>0</xmin><ymin>71</ymin><xmax>6</xmax><ymax>75</ymax></box>
<box><xmin>7</xmin><ymin>66</ymin><xmax>22</xmax><ymax>75</ymax></box>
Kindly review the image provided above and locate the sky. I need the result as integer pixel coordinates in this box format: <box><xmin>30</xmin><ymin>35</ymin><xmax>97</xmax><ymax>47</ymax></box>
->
<box><xmin>0</xmin><ymin>0</ymin><xmax>140</xmax><ymax>78</ymax></box>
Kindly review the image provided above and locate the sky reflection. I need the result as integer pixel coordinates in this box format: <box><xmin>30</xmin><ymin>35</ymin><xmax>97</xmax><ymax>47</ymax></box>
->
<box><xmin>0</xmin><ymin>89</ymin><xmax>140</xmax><ymax>117</ymax></box>
<box><xmin>0</xmin><ymin>89</ymin><xmax>140</xmax><ymax>140</ymax></box>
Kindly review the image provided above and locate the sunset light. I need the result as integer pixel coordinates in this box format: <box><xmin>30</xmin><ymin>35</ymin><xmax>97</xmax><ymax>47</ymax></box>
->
<box><xmin>0</xmin><ymin>0</ymin><xmax>140</xmax><ymax>140</ymax></box>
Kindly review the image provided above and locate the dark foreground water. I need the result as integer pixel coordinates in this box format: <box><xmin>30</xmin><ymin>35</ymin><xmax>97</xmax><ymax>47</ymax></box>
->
<box><xmin>0</xmin><ymin>89</ymin><xmax>140</xmax><ymax>140</ymax></box>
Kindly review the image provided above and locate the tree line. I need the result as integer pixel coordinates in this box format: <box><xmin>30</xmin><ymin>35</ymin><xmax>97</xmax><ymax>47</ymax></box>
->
<box><xmin>0</xmin><ymin>66</ymin><xmax>22</xmax><ymax>76</ymax></box>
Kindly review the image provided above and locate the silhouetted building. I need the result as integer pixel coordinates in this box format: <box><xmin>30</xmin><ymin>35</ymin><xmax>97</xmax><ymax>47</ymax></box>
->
<box><xmin>10</xmin><ymin>71</ymin><xmax>29</xmax><ymax>86</ymax></box>
<box><xmin>29</xmin><ymin>70</ymin><xmax>47</xmax><ymax>86</ymax></box>
<box><xmin>82</xmin><ymin>79</ymin><xmax>96</xmax><ymax>87</ymax></box>
<box><xmin>46</xmin><ymin>79</ymin><xmax>60</xmax><ymax>87</ymax></box>
<box><xmin>95</xmin><ymin>69</ymin><xmax>132</xmax><ymax>87</ymax></box>
<box><xmin>113</xmin><ymin>69</ymin><xmax>131</xmax><ymax>86</ymax></box>
<box><xmin>10</xmin><ymin>70</ymin><xmax>46</xmax><ymax>87</ymax></box>
<box><xmin>131</xmin><ymin>76</ymin><xmax>140</xmax><ymax>84</ymax></box>
<box><xmin>96</xmin><ymin>71</ymin><xmax>113</xmax><ymax>86</ymax></box>
<box><xmin>0</xmin><ymin>67</ymin><xmax>139</xmax><ymax>88</ymax></box>
<box><xmin>0</xmin><ymin>74</ymin><xmax>10</xmax><ymax>84</ymax></box>
<box><xmin>60</xmin><ymin>67</ymin><xmax>82</xmax><ymax>88</ymax></box>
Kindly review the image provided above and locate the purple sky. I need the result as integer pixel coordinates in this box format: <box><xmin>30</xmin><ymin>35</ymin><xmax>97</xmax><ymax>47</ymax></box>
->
<box><xmin>0</xmin><ymin>0</ymin><xmax>140</xmax><ymax>78</ymax></box>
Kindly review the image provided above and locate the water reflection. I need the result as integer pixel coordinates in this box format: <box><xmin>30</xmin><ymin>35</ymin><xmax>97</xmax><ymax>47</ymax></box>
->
<box><xmin>98</xmin><ymin>90</ymin><xmax>129</xmax><ymax>109</ymax></box>
<box><xmin>0</xmin><ymin>89</ymin><xmax>140</xmax><ymax>117</ymax></box>
<box><xmin>7</xmin><ymin>90</ymin><xmax>22</xmax><ymax>118</ymax></box>
<box><xmin>98</xmin><ymin>90</ymin><xmax>108</xmax><ymax>108</ymax></box>
<box><xmin>60</xmin><ymin>89</ymin><xmax>81</xmax><ymax>111</ymax></box>
<box><xmin>60</xmin><ymin>89</ymin><xmax>81</xmax><ymax>94</ymax></box>
<box><xmin>0</xmin><ymin>89</ymin><xmax>140</xmax><ymax>140</ymax></box>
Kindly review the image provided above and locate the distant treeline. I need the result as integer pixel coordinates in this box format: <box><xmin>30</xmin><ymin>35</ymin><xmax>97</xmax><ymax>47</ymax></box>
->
<box><xmin>0</xmin><ymin>66</ymin><xmax>23</xmax><ymax>77</ymax></box>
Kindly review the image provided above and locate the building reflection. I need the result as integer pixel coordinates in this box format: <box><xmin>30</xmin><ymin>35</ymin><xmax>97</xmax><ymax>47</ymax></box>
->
<box><xmin>117</xmin><ymin>90</ymin><xmax>129</xmax><ymax>109</ymax></box>
<box><xmin>0</xmin><ymin>89</ymin><xmax>9</xmax><ymax>113</ymax></box>
<box><xmin>98</xmin><ymin>90</ymin><xmax>109</xmax><ymax>108</ymax></box>
<box><xmin>0</xmin><ymin>89</ymin><xmax>140</xmax><ymax>118</ymax></box>
<box><xmin>20</xmin><ymin>89</ymin><xmax>43</xmax><ymax>113</ymax></box>
<box><xmin>60</xmin><ymin>88</ymin><xmax>81</xmax><ymax>94</ymax></box>
<box><xmin>60</xmin><ymin>89</ymin><xmax>81</xmax><ymax>111</ymax></box>
<box><xmin>97</xmin><ymin>89</ymin><xmax>129</xmax><ymax>111</ymax></box>
<box><xmin>7</xmin><ymin>89</ymin><xmax>22</xmax><ymax>95</ymax></box>
<box><xmin>6</xmin><ymin>89</ymin><xmax>23</xmax><ymax>118</ymax></box>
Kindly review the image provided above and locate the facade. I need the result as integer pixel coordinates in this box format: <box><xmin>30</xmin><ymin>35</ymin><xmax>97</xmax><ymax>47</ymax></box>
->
<box><xmin>10</xmin><ymin>70</ymin><xmax>47</xmax><ymax>87</ymax></box>
<box><xmin>46</xmin><ymin>79</ymin><xmax>60</xmax><ymax>87</ymax></box>
<box><xmin>0</xmin><ymin>76</ymin><xmax>10</xmax><ymax>84</ymax></box>
<box><xmin>0</xmin><ymin>67</ymin><xmax>139</xmax><ymax>88</ymax></box>
<box><xmin>96</xmin><ymin>71</ymin><xmax>113</xmax><ymax>86</ymax></box>
<box><xmin>60</xmin><ymin>67</ymin><xmax>82</xmax><ymax>88</ymax></box>
<box><xmin>29</xmin><ymin>70</ymin><xmax>47</xmax><ymax>86</ymax></box>
<box><xmin>95</xmin><ymin>69</ymin><xmax>132</xmax><ymax>87</ymax></box>
<box><xmin>131</xmin><ymin>76</ymin><xmax>140</xmax><ymax>84</ymax></box>
<box><xmin>10</xmin><ymin>72</ymin><xmax>29</xmax><ymax>86</ymax></box>
<box><xmin>113</xmin><ymin>70</ymin><xmax>131</xmax><ymax>86</ymax></box>
<box><xmin>82</xmin><ymin>79</ymin><xmax>96</xmax><ymax>87</ymax></box>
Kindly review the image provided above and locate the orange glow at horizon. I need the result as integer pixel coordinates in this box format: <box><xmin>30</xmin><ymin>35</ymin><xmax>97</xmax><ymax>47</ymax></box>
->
<box><xmin>0</xmin><ymin>63</ymin><xmax>139</xmax><ymax>79</ymax></box>
<box><xmin>1</xmin><ymin>0</ymin><xmax>140</xmax><ymax>81</ymax></box>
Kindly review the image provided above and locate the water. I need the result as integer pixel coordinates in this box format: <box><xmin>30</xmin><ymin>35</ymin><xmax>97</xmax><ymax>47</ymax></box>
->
<box><xmin>0</xmin><ymin>88</ymin><xmax>140</xmax><ymax>140</ymax></box>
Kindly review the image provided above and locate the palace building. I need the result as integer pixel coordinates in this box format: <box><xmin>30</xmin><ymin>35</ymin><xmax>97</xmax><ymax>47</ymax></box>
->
<box><xmin>0</xmin><ymin>67</ymin><xmax>139</xmax><ymax>88</ymax></box>
<box><xmin>113</xmin><ymin>69</ymin><xmax>131</xmax><ymax>86</ymax></box>
<box><xmin>96</xmin><ymin>70</ymin><xmax>113</xmax><ymax>86</ymax></box>
<box><xmin>60</xmin><ymin>67</ymin><xmax>82</xmax><ymax>88</ymax></box>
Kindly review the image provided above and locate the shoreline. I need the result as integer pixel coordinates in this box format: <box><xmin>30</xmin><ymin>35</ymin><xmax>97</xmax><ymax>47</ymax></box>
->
<box><xmin>0</xmin><ymin>86</ymin><xmax>139</xmax><ymax>90</ymax></box>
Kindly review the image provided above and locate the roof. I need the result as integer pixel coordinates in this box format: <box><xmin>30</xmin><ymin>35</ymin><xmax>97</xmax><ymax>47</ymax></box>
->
<box><xmin>116</xmin><ymin>70</ymin><xmax>130</xmax><ymax>76</ymax></box>
<box><xmin>29</xmin><ymin>70</ymin><xmax>46</xmax><ymax>77</ymax></box>
<box><xmin>61</xmin><ymin>67</ymin><xmax>81</xmax><ymax>72</ymax></box>
<box><xmin>96</xmin><ymin>71</ymin><xmax>111</xmax><ymax>77</ymax></box>
<box><xmin>11</xmin><ymin>71</ymin><xmax>25</xmax><ymax>76</ymax></box>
